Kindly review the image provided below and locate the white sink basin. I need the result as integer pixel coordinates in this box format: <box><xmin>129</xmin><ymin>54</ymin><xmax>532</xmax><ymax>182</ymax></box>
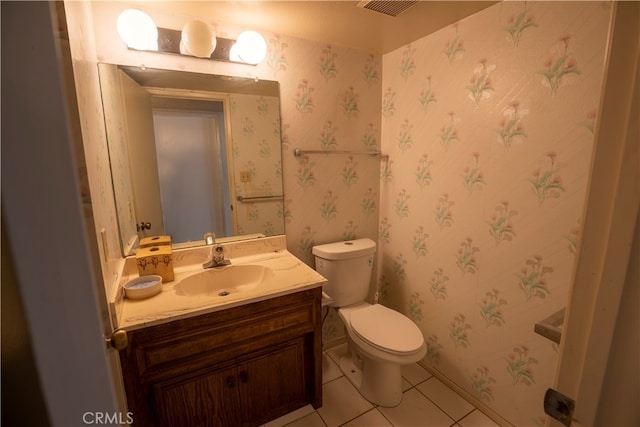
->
<box><xmin>174</xmin><ymin>265</ymin><xmax>274</xmax><ymax>297</ymax></box>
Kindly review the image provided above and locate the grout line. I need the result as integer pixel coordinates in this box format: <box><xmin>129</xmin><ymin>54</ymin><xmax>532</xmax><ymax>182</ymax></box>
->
<box><xmin>410</xmin><ymin>379</ymin><xmax>458</xmax><ymax>426</ymax></box>
<box><xmin>314</xmin><ymin>411</ymin><xmax>329</xmax><ymax>427</ymax></box>
<box><xmin>336</xmin><ymin>407</ymin><xmax>378</xmax><ymax>427</ymax></box>
<box><xmin>456</xmin><ymin>407</ymin><xmax>476</xmax><ymax>423</ymax></box>
<box><xmin>376</xmin><ymin>406</ymin><xmax>396</xmax><ymax>427</ymax></box>
<box><xmin>418</xmin><ymin>361</ymin><xmax>512</xmax><ymax>426</ymax></box>
<box><xmin>322</xmin><ymin>374</ymin><xmax>345</xmax><ymax>387</ymax></box>
<box><xmin>457</xmin><ymin>409</ymin><xmax>480</xmax><ymax>426</ymax></box>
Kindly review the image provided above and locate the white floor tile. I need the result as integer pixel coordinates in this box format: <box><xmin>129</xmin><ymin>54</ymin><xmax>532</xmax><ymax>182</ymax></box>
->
<box><xmin>458</xmin><ymin>410</ymin><xmax>499</xmax><ymax>427</ymax></box>
<box><xmin>378</xmin><ymin>388</ymin><xmax>454</xmax><ymax>427</ymax></box>
<box><xmin>317</xmin><ymin>377</ymin><xmax>373</xmax><ymax>427</ymax></box>
<box><xmin>286</xmin><ymin>411</ymin><xmax>327</xmax><ymax>427</ymax></box>
<box><xmin>262</xmin><ymin>405</ymin><xmax>315</xmax><ymax>427</ymax></box>
<box><xmin>323</xmin><ymin>352</ymin><xmax>343</xmax><ymax>384</ymax></box>
<box><xmin>416</xmin><ymin>378</ymin><xmax>474</xmax><ymax>421</ymax></box>
<box><xmin>401</xmin><ymin>363</ymin><xmax>432</xmax><ymax>386</ymax></box>
<box><xmin>342</xmin><ymin>409</ymin><xmax>393</xmax><ymax>426</ymax></box>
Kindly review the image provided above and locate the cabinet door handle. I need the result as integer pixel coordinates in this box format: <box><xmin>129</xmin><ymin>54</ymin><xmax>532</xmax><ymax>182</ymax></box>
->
<box><xmin>226</xmin><ymin>375</ymin><xmax>236</xmax><ymax>388</ymax></box>
<box><xmin>239</xmin><ymin>371</ymin><xmax>249</xmax><ymax>383</ymax></box>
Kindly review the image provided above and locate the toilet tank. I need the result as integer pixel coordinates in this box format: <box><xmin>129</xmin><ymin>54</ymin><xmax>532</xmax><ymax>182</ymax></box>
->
<box><xmin>312</xmin><ymin>238</ymin><xmax>376</xmax><ymax>307</ymax></box>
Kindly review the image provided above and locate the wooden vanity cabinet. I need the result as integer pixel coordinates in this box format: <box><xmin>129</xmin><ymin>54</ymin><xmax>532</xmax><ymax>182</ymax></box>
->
<box><xmin>119</xmin><ymin>288</ymin><xmax>322</xmax><ymax>426</ymax></box>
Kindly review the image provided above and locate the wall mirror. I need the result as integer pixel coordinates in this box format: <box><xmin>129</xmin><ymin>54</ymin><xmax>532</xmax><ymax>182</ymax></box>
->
<box><xmin>98</xmin><ymin>63</ymin><xmax>284</xmax><ymax>256</ymax></box>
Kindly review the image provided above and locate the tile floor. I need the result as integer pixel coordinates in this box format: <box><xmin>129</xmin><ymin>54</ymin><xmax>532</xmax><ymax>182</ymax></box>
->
<box><xmin>264</xmin><ymin>343</ymin><xmax>499</xmax><ymax>427</ymax></box>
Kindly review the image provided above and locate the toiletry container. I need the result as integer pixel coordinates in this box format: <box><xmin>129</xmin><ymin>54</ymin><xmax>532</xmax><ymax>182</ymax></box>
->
<box><xmin>136</xmin><ymin>245</ymin><xmax>174</xmax><ymax>282</ymax></box>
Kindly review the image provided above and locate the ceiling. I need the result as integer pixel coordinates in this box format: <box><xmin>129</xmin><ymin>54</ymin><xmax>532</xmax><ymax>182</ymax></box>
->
<box><xmin>143</xmin><ymin>1</ymin><xmax>498</xmax><ymax>55</ymax></box>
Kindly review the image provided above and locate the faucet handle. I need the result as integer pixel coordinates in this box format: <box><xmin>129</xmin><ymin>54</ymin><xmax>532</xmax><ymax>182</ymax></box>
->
<box><xmin>214</xmin><ymin>245</ymin><xmax>225</xmax><ymax>261</ymax></box>
<box><xmin>213</xmin><ymin>245</ymin><xmax>230</xmax><ymax>266</ymax></box>
<box><xmin>204</xmin><ymin>232</ymin><xmax>216</xmax><ymax>245</ymax></box>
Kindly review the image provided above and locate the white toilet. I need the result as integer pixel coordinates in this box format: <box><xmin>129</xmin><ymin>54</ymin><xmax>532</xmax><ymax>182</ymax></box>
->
<box><xmin>313</xmin><ymin>238</ymin><xmax>426</xmax><ymax>407</ymax></box>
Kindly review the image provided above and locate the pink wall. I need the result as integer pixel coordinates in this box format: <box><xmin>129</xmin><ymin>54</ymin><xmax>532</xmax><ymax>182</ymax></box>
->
<box><xmin>379</xmin><ymin>2</ymin><xmax>611</xmax><ymax>424</ymax></box>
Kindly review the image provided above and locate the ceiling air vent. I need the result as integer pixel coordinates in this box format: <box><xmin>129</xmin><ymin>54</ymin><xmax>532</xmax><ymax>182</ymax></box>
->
<box><xmin>357</xmin><ymin>0</ymin><xmax>419</xmax><ymax>17</ymax></box>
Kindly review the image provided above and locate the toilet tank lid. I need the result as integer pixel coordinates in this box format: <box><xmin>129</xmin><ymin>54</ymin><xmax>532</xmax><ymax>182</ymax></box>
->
<box><xmin>312</xmin><ymin>238</ymin><xmax>376</xmax><ymax>260</ymax></box>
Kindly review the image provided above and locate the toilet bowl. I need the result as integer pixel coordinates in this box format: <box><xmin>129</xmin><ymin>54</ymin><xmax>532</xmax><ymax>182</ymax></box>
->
<box><xmin>313</xmin><ymin>238</ymin><xmax>426</xmax><ymax>407</ymax></box>
<box><xmin>338</xmin><ymin>302</ymin><xmax>426</xmax><ymax>407</ymax></box>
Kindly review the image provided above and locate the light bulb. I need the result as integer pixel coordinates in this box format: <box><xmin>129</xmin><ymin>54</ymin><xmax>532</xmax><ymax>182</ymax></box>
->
<box><xmin>229</xmin><ymin>43</ymin><xmax>241</xmax><ymax>62</ymax></box>
<box><xmin>117</xmin><ymin>9</ymin><xmax>158</xmax><ymax>51</ymax></box>
<box><xmin>181</xmin><ymin>20</ymin><xmax>217</xmax><ymax>58</ymax></box>
<box><xmin>235</xmin><ymin>30</ymin><xmax>267</xmax><ymax>65</ymax></box>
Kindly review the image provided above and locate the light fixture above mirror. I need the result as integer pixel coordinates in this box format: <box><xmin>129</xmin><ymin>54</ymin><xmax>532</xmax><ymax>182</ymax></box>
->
<box><xmin>116</xmin><ymin>9</ymin><xmax>267</xmax><ymax>65</ymax></box>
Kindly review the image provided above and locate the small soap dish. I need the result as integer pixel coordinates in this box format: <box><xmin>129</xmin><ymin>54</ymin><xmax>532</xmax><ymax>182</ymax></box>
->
<box><xmin>124</xmin><ymin>275</ymin><xmax>163</xmax><ymax>300</ymax></box>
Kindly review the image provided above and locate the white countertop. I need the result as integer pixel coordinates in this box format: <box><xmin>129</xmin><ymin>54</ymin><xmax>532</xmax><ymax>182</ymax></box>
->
<box><xmin>118</xmin><ymin>249</ymin><xmax>327</xmax><ymax>331</ymax></box>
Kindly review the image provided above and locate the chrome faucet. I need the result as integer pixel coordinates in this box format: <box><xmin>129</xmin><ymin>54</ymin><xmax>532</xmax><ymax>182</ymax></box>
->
<box><xmin>202</xmin><ymin>232</ymin><xmax>231</xmax><ymax>269</ymax></box>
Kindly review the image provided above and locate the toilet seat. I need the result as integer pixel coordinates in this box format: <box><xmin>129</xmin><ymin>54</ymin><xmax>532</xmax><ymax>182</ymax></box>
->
<box><xmin>349</xmin><ymin>304</ymin><xmax>424</xmax><ymax>356</ymax></box>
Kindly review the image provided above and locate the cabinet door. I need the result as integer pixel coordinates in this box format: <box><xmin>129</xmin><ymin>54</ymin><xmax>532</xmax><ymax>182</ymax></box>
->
<box><xmin>238</xmin><ymin>339</ymin><xmax>306</xmax><ymax>424</ymax></box>
<box><xmin>154</xmin><ymin>365</ymin><xmax>242</xmax><ymax>427</ymax></box>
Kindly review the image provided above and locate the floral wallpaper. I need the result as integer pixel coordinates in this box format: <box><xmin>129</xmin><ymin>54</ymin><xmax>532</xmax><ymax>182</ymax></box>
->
<box><xmin>277</xmin><ymin>40</ymin><xmax>382</xmax><ymax>265</ymax></box>
<box><xmin>378</xmin><ymin>2</ymin><xmax>611</xmax><ymax>425</ymax></box>
<box><xmin>229</xmin><ymin>93</ymin><xmax>285</xmax><ymax>237</ymax></box>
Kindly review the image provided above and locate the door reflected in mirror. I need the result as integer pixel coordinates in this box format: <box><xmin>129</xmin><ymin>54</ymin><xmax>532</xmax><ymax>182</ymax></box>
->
<box><xmin>153</xmin><ymin>100</ymin><xmax>231</xmax><ymax>242</ymax></box>
<box><xmin>98</xmin><ymin>64</ymin><xmax>284</xmax><ymax>256</ymax></box>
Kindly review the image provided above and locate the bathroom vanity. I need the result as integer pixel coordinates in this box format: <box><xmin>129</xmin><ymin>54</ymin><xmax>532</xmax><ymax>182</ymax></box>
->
<box><xmin>119</xmin><ymin>288</ymin><xmax>321</xmax><ymax>426</ymax></box>
<box><xmin>113</xmin><ymin>238</ymin><xmax>326</xmax><ymax>426</ymax></box>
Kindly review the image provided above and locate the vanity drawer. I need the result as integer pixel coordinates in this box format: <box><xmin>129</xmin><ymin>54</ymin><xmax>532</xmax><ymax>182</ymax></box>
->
<box><xmin>121</xmin><ymin>288</ymin><xmax>321</xmax><ymax>380</ymax></box>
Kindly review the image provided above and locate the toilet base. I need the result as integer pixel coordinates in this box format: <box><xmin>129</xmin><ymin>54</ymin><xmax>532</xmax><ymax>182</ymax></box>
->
<box><xmin>339</xmin><ymin>351</ymin><xmax>403</xmax><ymax>407</ymax></box>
